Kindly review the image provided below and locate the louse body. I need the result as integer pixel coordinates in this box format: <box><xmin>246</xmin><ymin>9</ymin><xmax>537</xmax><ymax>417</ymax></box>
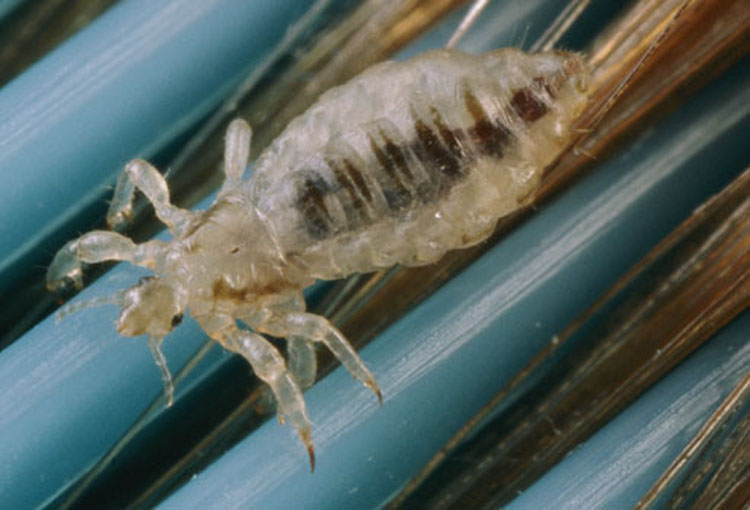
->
<box><xmin>255</xmin><ymin>48</ymin><xmax>589</xmax><ymax>276</ymax></box>
<box><xmin>47</xmin><ymin>47</ymin><xmax>589</xmax><ymax>466</ymax></box>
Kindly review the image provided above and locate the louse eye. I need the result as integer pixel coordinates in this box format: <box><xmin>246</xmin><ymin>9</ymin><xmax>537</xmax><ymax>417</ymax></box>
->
<box><xmin>170</xmin><ymin>314</ymin><xmax>183</xmax><ymax>328</ymax></box>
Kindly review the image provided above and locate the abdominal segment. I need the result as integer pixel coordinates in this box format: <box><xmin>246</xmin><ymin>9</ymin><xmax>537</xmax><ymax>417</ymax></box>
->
<box><xmin>294</xmin><ymin>81</ymin><xmax>553</xmax><ymax>242</ymax></box>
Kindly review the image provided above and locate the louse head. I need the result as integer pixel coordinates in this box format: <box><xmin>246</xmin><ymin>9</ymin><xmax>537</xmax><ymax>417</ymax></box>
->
<box><xmin>115</xmin><ymin>276</ymin><xmax>186</xmax><ymax>339</ymax></box>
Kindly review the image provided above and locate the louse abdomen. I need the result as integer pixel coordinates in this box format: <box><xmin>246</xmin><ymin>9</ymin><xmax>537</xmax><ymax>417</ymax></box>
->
<box><xmin>257</xmin><ymin>49</ymin><xmax>590</xmax><ymax>278</ymax></box>
<box><xmin>295</xmin><ymin>87</ymin><xmax>515</xmax><ymax>240</ymax></box>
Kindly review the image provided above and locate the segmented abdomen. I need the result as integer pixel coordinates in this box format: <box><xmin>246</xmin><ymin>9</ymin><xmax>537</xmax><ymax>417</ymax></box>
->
<box><xmin>294</xmin><ymin>87</ymin><xmax>511</xmax><ymax>240</ymax></box>
<box><xmin>251</xmin><ymin>48</ymin><xmax>589</xmax><ymax>279</ymax></box>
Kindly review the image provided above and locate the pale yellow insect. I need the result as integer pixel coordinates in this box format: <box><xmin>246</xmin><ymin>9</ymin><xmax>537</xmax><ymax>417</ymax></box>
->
<box><xmin>47</xmin><ymin>36</ymin><xmax>590</xmax><ymax>468</ymax></box>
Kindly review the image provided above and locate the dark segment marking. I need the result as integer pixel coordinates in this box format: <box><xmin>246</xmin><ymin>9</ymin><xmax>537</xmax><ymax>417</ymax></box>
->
<box><xmin>463</xmin><ymin>87</ymin><xmax>510</xmax><ymax>158</ymax></box>
<box><xmin>369</xmin><ymin>134</ymin><xmax>413</xmax><ymax>211</ymax></box>
<box><xmin>329</xmin><ymin>159</ymin><xmax>369</xmax><ymax>227</ymax></box>
<box><xmin>413</xmin><ymin>118</ymin><xmax>463</xmax><ymax>185</ymax></box>
<box><xmin>212</xmin><ymin>278</ymin><xmax>248</xmax><ymax>301</ymax></box>
<box><xmin>297</xmin><ymin>81</ymin><xmax>547</xmax><ymax>240</ymax></box>
<box><xmin>212</xmin><ymin>278</ymin><xmax>291</xmax><ymax>300</ymax></box>
<box><xmin>381</xmin><ymin>132</ymin><xmax>416</xmax><ymax>184</ymax></box>
<box><xmin>342</xmin><ymin>158</ymin><xmax>373</xmax><ymax>205</ymax></box>
<box><xmin>510</xmin><ymin>80</ymin><xmax>549</xmax><ymax>123</ymax></box>
<box><xmin>431</xmin><ymin>107</ymin><xmax>465</xmax><ymax>160</ymax></box>
<box><xmin>534</xmin><ymin>76</ymin><xmax>556</xmax><ymax>98</ymax></box>
<box><xmin>297</xmin><ymin>174</ymin><xmax>334</xmax><ymax>239</ymax></box>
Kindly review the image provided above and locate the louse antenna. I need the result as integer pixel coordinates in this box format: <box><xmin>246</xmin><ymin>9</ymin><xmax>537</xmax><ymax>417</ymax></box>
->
<box><xmin>445</xmin><ymin>0</ymin><xmax>491</xmax><ymax>49</ymax></box>
<box><xmin>148</xmin><ymin>335</ymin><xmax>175</xmax><ymax>407</ymax></box>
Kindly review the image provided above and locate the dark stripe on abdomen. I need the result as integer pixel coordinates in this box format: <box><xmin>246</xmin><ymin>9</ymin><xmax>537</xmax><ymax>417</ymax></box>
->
<box><xmin>369</xmin><ymin>133</ymin><xmax>414</xmax><ymax>211</ymax></box>
<box><xmin>463</xmin><ymin>87</ymin><xmax>511</xmax><ymax>157</ymax></box>
<box><xmin>412</xmin><ymin>117</ymin><xmax>464</xmax><ymax>198</ymax></box>
<box><xmin>295</xmin><ymin>81</ymin><xmax>550</xmax><ymax>240</ymax></box>
<box><xmin>328</xmin><ymin>159</ymin><xmax>370</xmax><ymax>230</ymax></box>
<box><xmin>510</xmin><ymin>78</ymin><xmax>550</xmax><ymax>122</ymax></box>
<box><xmin>297</xmin><ymin>175</ymin><xmax>334</xmax><ymax>240</ymax></box>
<box><xmin>342</xmin><ymin>158</ymin><xmax>373</xmax><ymax>205</ymax></box>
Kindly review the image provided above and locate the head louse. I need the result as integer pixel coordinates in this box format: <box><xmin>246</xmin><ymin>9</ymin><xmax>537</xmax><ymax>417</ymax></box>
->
<box><xmin>46</xmin><ymin>5</ymin><xmax>595</xmax><ymax>469</ymax></box>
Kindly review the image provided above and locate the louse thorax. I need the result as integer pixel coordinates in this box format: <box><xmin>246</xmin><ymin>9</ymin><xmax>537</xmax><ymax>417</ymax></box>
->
<box><xmin>169</xmin><ymin>192</ymin><xmax>313</xmax><ymax>316</ymax></box>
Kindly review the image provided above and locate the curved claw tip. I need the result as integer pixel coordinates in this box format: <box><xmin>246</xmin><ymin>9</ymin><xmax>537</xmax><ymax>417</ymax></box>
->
<box><xmin>365</xmin><ymin>380</ymin><xmax>383</xmax><ymax>406</ymax></box>
<box><xmin>308</xmin><ymin>445</ymin><xmax>316</xmax><ymax>473</ymax></box>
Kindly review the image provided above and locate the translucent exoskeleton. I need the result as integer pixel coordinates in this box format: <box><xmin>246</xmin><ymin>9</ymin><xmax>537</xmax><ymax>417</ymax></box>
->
<box><xmin>47</xmin><ymin>47</ymin><xmax>590</xmax><ymax>468</ymax></box>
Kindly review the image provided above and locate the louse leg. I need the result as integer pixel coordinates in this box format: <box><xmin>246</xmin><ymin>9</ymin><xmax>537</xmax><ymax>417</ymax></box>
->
<box><xmin>107</xmin><ymin>158</ymin><xmax>193</xmax><ymax>234</ymax></box>
<box><xmin>219</xmin><ymin>118</ymin><xmax>252</xmax><ymax>195</ymax></box>
<box><xmin>287</xmin><ymin>336</ymin><xmax>318</xmax><ymax>390</ymax></box>
<box><xmin>198</xmin><ymin>314</ymin><xmax>316</xmax><ymax>469</ymax></box>
<box><xmin>54</xmin><ymin>291</ymin><xmax>126</xmax><ymax>321</ymax></box>
<box><xmin>255</xmin><ymin>337</ymin><xmax>315</xmax><ymax>418</ymax></box>
<box><xmin>46</xmin><ymin>231</ymin><xmax>166</xmax><ymax>292</ymax></box>
<box><xmin>107</xmin><ymin>166</ymin><xmax>137</xmax><ymax>228</ymax></box>
<box><xmin>259</xmin><ymin>312</ymin><xmax>382</xmax><ymax>404</ymax></box>
<box><xmin>147</xmin><ymin>335</ymin><xmax>175</xmax><ymax>407</ymax></box>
